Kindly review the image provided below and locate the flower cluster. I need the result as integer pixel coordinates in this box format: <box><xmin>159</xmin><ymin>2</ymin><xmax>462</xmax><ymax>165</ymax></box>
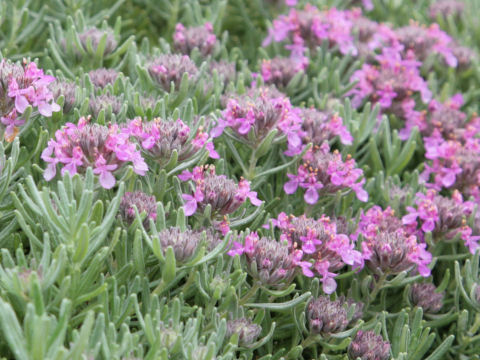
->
<box><xmin>402</xmin><ymin>189</ymin><xmax>479</xmax><ymax>253</ymax></box>
<box><xmin>148</xmin><ymin>54</ymin><xmax>198</xmax><ymax>91</ymax></box>
<box><xmin>89</xmin><ymin>93</ymin><xmax>123</xmax><ymax>118</ymax></box>
<box><xmin>226</xmin><ymin>318</ymin><xmax>262</xmax><ymax>346</ymax></box>
<box><xmin>179</xmin><ymin>165</ymin><xmax>261</xmax><ymax>234</ymax></box>
<box><xmin>284</xmin><ymin>142</ymin><xmax>367</xmax><ymax>204</ymax></box>
<box><xmin>355</xmin><ymin>205</ymin><xmax>432</xmax><ymax>277</ymax></box>
<box><xmin>173</xmin><ymin>23</ymin><xmax>217</xmax><ymax>57</ymax></box>
<box><xmin>41</xmin><ymin>116</ymin><xmax>147</xmax><ymax>188</ymax></box>
<box><xmin>212</xmin><ymin>86</ymin><xmax>304</xmax><ymax>155</ymax></box>
<box><xmin>269</xmin><ymin>212</ymin><xmax>363</xmax><ymax>293</ymax></box>
<box><xmin>119</xmin><ymin>191</ymin><xmax>157</xmax><ymax>228</ymax></box>
<box><xmin>260</xmin><ymin>56</ymin><xmax>307</xmax><ymax>88</ymax></box>
<box><xmin>297</xmin><ymin>107</ymin><xmax>353</xmax><ymax>147</ymax></box>
<box><xmin>361</xmin><ymin>229</ymin><xmax>432</xmax><ymax>277</ymax></box>
<box><xmin>126</xmin><ymin>117</ymin><xmax>218</xmax><ymax>166</ymax></box>
<box><xmin>395</xmin><ymin>23</ymin><xmax>457</xmax><ymax>67</ymax></box>
<box><xmin>400</xmin><ymin>94</ymin><xmax>466</xmax><ymax>139</ymax></box>
<box><xmin>349</xmin><ymin>47</ymin><xmax>432</xmax><ymax>123</ymax></box>
<box><xmin>64</xmin><ymin>28</ymin><xmax>118</xmax><ymax>58</ymax></box>
<box><xmin>228</xmin><ymin>232</ymin><xmax>297</xmax><ymax>286</ymax></box>
<box><xmin>156</xmin><ymin>227</ymin><xmax>219</xmax><ymax>263</ymax></box>
<box><xmin>348</xmin><ymin>330</ymin><xmax>391</xmax><ymax>360</ymax></box>
<box><xmin>307</xmin><ymin>296</ymin><xmax>351</xmax><ymax>335</ymax></box>
<box><xmin>429</xmin><ymin>0</ymin><xmax>464</xmax><ymax>19</ymax></box>
<box><xmin>0</xmin><ymin>59</ymin><xmax>60</xmax><ymax>141</ymax></box>
<box><xmin>263</xmin><ymin>5</ymin><xmax>358</xmax><ymax>59</ymax></box>
<box><xmin>410</xmin><ymin>283</ymin><xmax>444</xmax><ymax>313</ymax></box>
<box><xmin>88</xmin><ymin>68</ymin><xmax>119</xmax><ymax>88</ymax></box>
<box><xmin>48</xmin><ymin>80</ymin><xmax>77</xmax><ymax>113</ymax></box>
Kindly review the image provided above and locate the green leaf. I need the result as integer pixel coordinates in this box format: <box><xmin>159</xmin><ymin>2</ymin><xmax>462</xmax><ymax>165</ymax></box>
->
<box><xmin>245</xmin><ymin>292</ymin><xmax>311</xmax><ymax>311</ymax></box>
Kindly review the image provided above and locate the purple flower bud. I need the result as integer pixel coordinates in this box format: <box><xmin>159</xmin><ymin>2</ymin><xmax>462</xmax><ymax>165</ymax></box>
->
<box><xmin>157</xmin><ymin>227</ymin><xmax>218</xmax><ymax>263</ymax></box>
<box><xmin>173</xmin><ymin>23</ymin><xmax>217</xmax><ymax>57</ymax></box>
<box><xmin>363</xmin><ymin>231</ymin><xmax>420</xmax><ymax>275</ymax></box>
<box><xmin>299</xmin><ymin>108</ymin><xmax>353</xmax><ymax>146</ymax></box>
<box><xmin>119</xmin><ymin>191</ymin><xmax>157</xmax><ymax>229</ymax></box>
<box><xmin>89</xmin><ymin>93</ymin><xmax>123</xmax><ymax>119</ymax></box>
<box><xmin>209</xmin><ymin>60</ymin><xmax>236</xmax><ymax>85</ymax></box>
<box><xmin>226</xmin><ymin>318</ymin><xmax>262</xmax><ymax>346</ymax></box>
<box><xmin>148</xmin><ymin>54</ymin><xmax>198</xmax><ymax>91</ymax></box>
<box><xmin>410</xmin><ymin>283</ymin><xmax>444</xmax><ymax>313</ymax></box>
<box><xmin>48</xmin><ymin>80</ymin><xmax>77</xmax><ymax>113</ymax></box>
<box><xmin>261</xmin><ymin>57</ymin><xmax>306</xmax><ymax>88</ymax></box>
<box><xmin>307</xmin><ymin>296</ymin><xmax>349</xmax><ymax>335</ymax></box>
<box><xmin>430</xmin><ymin>1</ymin><xmax>464</xmax><ymax>19</ymax></box>
<box><xmin>126</xmin><ymin>117</ymin><xmax>212</xmax><ymax>167</ymax></box>
<box><xmin>88</xmin><ymin>68</ymin><xmax>119</xmax><ymax>88</ymax></box>
<box><xmin>431</xmin><ymin>192</ymin><xmax>469</xmax><ymax>239</ymax></box>
<box><xmin>450</xmin><ymin>43</ymin><xmax>475</xmax><ymax>70</ymax></box>
<box><xmin>78</xmin><ymin>28</ymin><xmax>118</xmax><ymax>56</ymax></box>
<box><xmin>348</xmin><ymin>330</ymin><xmax>391</xmax><ymax>360</ymax></box>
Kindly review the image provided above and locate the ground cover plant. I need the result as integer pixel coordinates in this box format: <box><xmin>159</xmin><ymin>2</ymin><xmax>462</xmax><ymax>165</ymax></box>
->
<box><xmin>0</xmin><ymin>0</ymin><xmax>480</xmax><ymax>359</ymax></box>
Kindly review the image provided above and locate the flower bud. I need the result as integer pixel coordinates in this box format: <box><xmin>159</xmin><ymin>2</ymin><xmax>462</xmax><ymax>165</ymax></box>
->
<box><xmin>119</xmin><ymin>191</ymin><xmax>157</xmax><ymax>229</ymax></box>
<box><xmin>48</xmin><ymin>80</ymin><xmax>77</xmax><ymax>113</ymax></box>
<box><xmin>88</xmin><ymin>68</ymin><xmax>119</xmax><ymax>88</ymax></box>
<box><xmin>307</xmin><ymin>296</ymin><xmax>349</xmax><ymax>335</ymax></box>
<box><xmin>363</xmin><ymin>230</ymin><xmax>430</xmax><ymax>276</ymax></box>
<box><xmin>77</xmin><ymin>28</ymin><xmax>118</xmax><ymax>56</ymax></box>
<box><xmin>410</xmin><ymin>283</ymin><xmax>444</xmax><ymax>313</ymax></box>
<box><xmin>226</xmin><ymin>318</ymin><xmax>262</xmax><ymax>346</ymax></box>
<box><xmin>89</xmin><ymin>93</ymin><xmax>123</xmax><ymax>119</ymax></box>
<box><xmin>157</xmin><ymin>227</ymin><xmax>218</xmax><ymax>263</ymax></box>
<box><xmin>173</xmin><ymin>23</ymin><xmax>217</xmax><ymax>57</ymax></box>
<box><xmin>261</xmin><ymin>57</ymin><xmax>305</xmax><ymax>88</ymax></box>
<box><xmin>348</xmin><ymin>330</ymin><xmax>391</xmax><ymax>360</ymax></box>
<box><xmin>430</xmin><ymin>0</ymin><xmax>464</xmax><ymax>19</ymax></box>
<box><xmin>148</xmin><ymin>54</ymin><xmax>198</xmax><ymax>91</ymax></box>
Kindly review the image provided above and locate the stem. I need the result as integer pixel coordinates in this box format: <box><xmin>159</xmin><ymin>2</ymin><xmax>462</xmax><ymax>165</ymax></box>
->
<box><xmin>239</xmin><ymin>283</ymin><xmax>260</xmax><ymax>305</ymax></box>
<box><xmin>369</xmin><ymin>274</ymin><xmax>388</xmax><ymax>303</ymax></box>
<box><xmin>247</xmin><ymin>150</ymin><xmax>257</xmax><ymax>181</ymax></box>
<box><xmin>301</xmin><ymin>334</ymin><xmax>321</xmax><ymax>348</ymax></box>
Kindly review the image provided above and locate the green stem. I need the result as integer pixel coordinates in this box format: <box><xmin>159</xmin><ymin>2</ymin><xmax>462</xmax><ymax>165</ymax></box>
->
<box><xmin>301</xmin><ymin>334</ymin><xmax>321</xmax><ymax>348</ymax></box>
<box><xmin>247</xmin><ymin>150</ymin><xmax>257</xmax><ymax>181</ymax></box>
<box><xmin>369</xmin><ymin>274</ymin><xmax>388</xmax><ymax>303</ymax></box>
<box><xmin>239</xmin><ymin>283</ymin><xmax>260</xmax><ymax>305</ymax></box>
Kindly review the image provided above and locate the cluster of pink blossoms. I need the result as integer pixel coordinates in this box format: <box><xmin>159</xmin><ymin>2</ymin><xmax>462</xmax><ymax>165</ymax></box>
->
<box><xmin>179</xmin><ymin>165</ymin><xmax>261</xmax><ymax>234</ymax></box>
<box><xmin>354</xmin><ymin>205</ymin><xmax>432</xmax><ymax>277</ymax></box>
<box><xmin>264</xmin><ymin>5</ymin><xmax>461</xmax><ymax>67</ymax></box>
<box><xmin>284</xmin><ymin>142</ymin><xmax>367</xmax><ymax>204</ymax></box>
<box><xmin>402</xmin><ymin>189</ymin><xmax>479</xmax><ymax>254</ymax></box>
<box><xmin>42</xmin><ymin>116</ymin><xmax>147</xmax><ymax>188</ymax></box>
<box><xmin>0</xmin><ymin>59</ymin><xmax>60</xmax><ymax>142</ymax></box>
<box><xmin>263</xmin><ymin>5</ymin><xmax>359</xmax><ymax>62</ymax></box>
<box><xmin>400</xmin><ymin>94</ymin><xmax>466</xmax><ymax>140</ymax></box>
<box><xmin>349</xmin><ymin>47</ymin><xmax>432</xmax><ymax>124</ymax></box>
<box><xmin>273</xmin><ymin>212</ymin><xmax>362</xmax><ymax>293</ymax></box>
<box><xmin>125</xmin><ymin>117</ymin><xmax>219</xmax><ymax>166</ymax></box>
<box><xmin>212</xmin><ymin>87</ymin><xmax>305</xmax><ymax>156</ymax></box>
<box><xmin>420</xmin><ymin>106</ymin><xmax>480</xmax><ymax>200</ymax></box>
<box><xmin>284</xmin><ymin>108</ymin><xmax>353</xmax><ymax>156</ymax></box>
<box><xmin>173</xmin><ymin>22</ymin><xmax>217</xmax><ymax>57</ymax></box>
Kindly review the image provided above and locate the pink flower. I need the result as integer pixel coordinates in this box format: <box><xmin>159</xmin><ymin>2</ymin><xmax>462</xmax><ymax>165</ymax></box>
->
<box><xmin>315</xmin><ymin>261</ymin><xmax>337</xmax><ymax>294</ymax></box>
<box><xmin>182</xmin><ymin>188</ymin><xmax>204</xmax><ymax>216</ymax></box>
<box><xmin>93</xmin><ymin>155</ymin><xmax>118</xmax><ymax>189</ymax></box>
